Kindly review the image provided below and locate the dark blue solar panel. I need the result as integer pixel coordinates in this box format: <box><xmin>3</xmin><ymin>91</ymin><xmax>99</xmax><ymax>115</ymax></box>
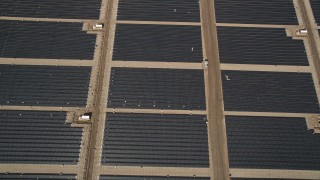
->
<box><xmin>0</xmin><ymin>111</ymin><xmax>82</xmax><ymax>164</ymax></box>
<box><xmin>218</xmin><ymin>27</ymin><xmax>308</xmax><ymax>66</ymax></box>
<box><xmin>0</xmin><ymin>21</ymin><xmax>96</xmax><ymax>59</ymax></box>
<box><xmin>113</xmin><ymin>24</ymin><xmax>203</xmax><ymax>62</ymax></box>
<box><xmin>0</xmin><ymin>65</ymin><xmax>91</xmax><ymax>107</ymax></box>
<box><xmin>215</xmin><ymin>0</ymin><xmax>298</xmax><ymax>25</ymax></box>
<box><xmin>222</xmin><ymin>71</ymin><xmax>320</xmax><ymax>113</ymax></box>
<box><xmin>310</xmin><ymin>0</ymin><xmax>320</xmax><ymax>25</ymax></box>
<box><xmin>118</xmin><ymin>0</ymin><xmax>200</xmax><ymax>22</ymax></box>
<box><xmin>0</xmin><ymin>0</ymin><xmax>101</xmax><ymax>19</ymax></box>
<box><xmin>108</xmin><ymin>68</ymin><xmax>206</xmax><ymax>110</ymax></box>
<box><xmin>102</xmin><ymin>113</ymin><xmax>209</xmax><ymax>167</ymax></box>
<box><xmin>227</xmin><ymin>116</ymin><xmax>320</xmax><ymax>170</ymax></box>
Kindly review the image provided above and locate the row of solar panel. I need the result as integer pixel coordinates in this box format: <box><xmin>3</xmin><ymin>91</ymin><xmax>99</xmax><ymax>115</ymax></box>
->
<box><xmin>1</xmin><ymin>0</ymin><xmax>320</xmax><ymax>25</ymax></box>
<box><xmin>1</xmin><ymin>0</ymin><xmax>318</xmax><ymax>26</ymax></box>
<box><xmin>113</xmin><ymin>24</ymin><xmax>310</xmax><ymax>65</ymax></box>
<box><xmin>100</xmin><ymin>113</ymin><xmax>320</xmax><ymax>170</ymax></box>
<box><xmin>3</xmin><ymin>0</ymin><xmax>320</xmax><ymax>25</ymax></box>
<box><xmin>0</xmin><ymin>173</ymin><xmax>306</xmax><ymax>180</ymax></box>
<box><xmin>108</xmin><ymin>67</ymin><xmax>320</xmax><ymax>113</ymax></box>
<box><xmin>119</xmin><ymin>0</ymin><xmax>320</xmax><ymax>25</ymax></box>
<box><xmin>0</xmin><ymin>0</ymin><xmax>201</xmax><ymax>22</ymax></box>
<box><xmin>0</xmin><ymin>21</ymin><xmax>310</xmax><ymax>66</ymax></box>
<box><xmin>0</xmin><ymin>110</ymin><xmax>318</xmax><ymax>170</ymax></box>
<box><xmin>0</xmin><ymin>64</ymin><xmax>319</xmax><ymax>113</ymax></box>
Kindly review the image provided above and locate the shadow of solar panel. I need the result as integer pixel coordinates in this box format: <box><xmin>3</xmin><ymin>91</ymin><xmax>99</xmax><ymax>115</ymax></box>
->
<box><xmin>0</xmin><ymin>21</ymin><xmax>96</xmax><ymax>59</ymax></box>
<box><xmin>0</xmin><ymin>111</ymin><xmax>82</xmax><ymax>164</ymax></box>
<box><xmin>311</xmin><ymin>0</ymin><xmax>320</xmax><ymax>25</ymax></box>
<box><xmin>100</xmin><ymin>176</ymin><xmax>210</xmax><ymax>180</ymax></box>
<box><xmin>222</xmin><ymin>71</ymin><xmax>320</xmax><ymax>113</ymax></box>
<box><xmin>226</xmin><ymin>116</ymin><xmax>320</xmax><ymax>170</ymax></box>
<box><xmin>108</xmin><ymin>68</ymin><xmax>206</xmax><ymax>110</ymax></box>
<box><xmin>113</xmin><ymin>24</ymin><xmax>203</xmax><ymax>62</ymax></box>
<box><xmin>217</xmin><ymin>27</ymin><xmax>308</xmax><ymax>66</ymax></box>
<box><xmin>214</xmin><ymin>0</ymin><xmax>298</xmax><ymax>25</ymax></box>
<box><xmin>0</xmin><ymin>0</ymin><xmax>101</xmax><ymax>19</ymax></box>
<box><xmin>118</xmin><ymin>0</ymin><xmax>200</xmax><ymax>22</ymax></box>
<box><xmin>102</xmin><ymin>113</ymin><xmax>209</xmax><ymax>167</ymax></box>
<box><xmin>0</xmin><ymin>65</ymin><xmax>91</xmax><ymax>107</ymax></box>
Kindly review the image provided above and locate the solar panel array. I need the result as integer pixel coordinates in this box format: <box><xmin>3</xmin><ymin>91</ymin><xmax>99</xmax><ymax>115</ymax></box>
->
<box><xmin>0</xmin><ymin>1</ymin><xmax>97</xmax><ymax>179</ymax></box>
<box><xmin>108</xmin><ymin>68</ymin><xmax>206</xmax><ymax>110</ymax></box>
<box><xmin>0</xmin><ymin>65</ymin><xmax>91</xmax><ymax>107</ymax></box>
<box><xmin>117</xmin><ymin>0</ymin><xmax>200</xmax><ymax>22</ymax></box>
<box><xmin>113</xmin><ymin>24</ymin><xmax>202</xmax><ymax>62</ymax></box>
<box><xmin>217</xmin><ymin>27</ymin><xmax>309</xmax><ymax>66</ymax></box>
<box><xmin>102</xmin><ymin>113</ymin><xmax>209</xmax><ymax>167</ymax></box>
<box><xmin>215</xmin><ymin>0</ymin><xmax>320</xmax><ymax>174</ymax></box>
<box><xmin>103</xmin><ymin>0</ymin><xmax>210</xmax><ymax>179</ymax></box>
<box><xmin>0</xmin><ymin>0</ymin><xmax>101</xmax><ymax>19</ymax></box>
<box><xmin>0</xmin><ymin>21</ymin><xmax>96</xmax><ymax>59</ymax></box>
<box><xmin>221</xmin><ymin>71</ymin><xmax>320</xmax><ymax>113</ymax></box>
<box><xmin>0</xmin><ymin>111</ymin><xmax>82</xmax><ymax>164</ymax></box>
<box><xmin>227</xmin><ymin>116</ymin><xmax>320</xmax><ymax>170</ymax></box>
<box><xmin>0</xmin><ymin>0</ymin><xmax>320</xmax><ymax>179</ymax></box>
<box><xmin>214</xmin><ymin>0</ymin><xmax>298</xmax><ymax>24</ymax></box>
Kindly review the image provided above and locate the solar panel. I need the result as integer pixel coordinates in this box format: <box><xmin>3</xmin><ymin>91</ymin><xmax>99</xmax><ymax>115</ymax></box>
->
<box><xmin>226</xmin><ymin>116</ymin><xmax>320</xmax><ymax>170</ymax></box>
<box><xmin>108</xmin><ymin>68</ymin><xmax>206</xmax><ymax>110</ymax></box>
<box><xmin>218</xmin><ymin>27</ymin><xmax>309</xmax><ymax>66</ymax></box>
<box><xmin>113</xmin><ymin>24</ymin><xmax>203</xmax><ymax>62</ymax></box>
<box><xmin>102</xmin><ymin>113</ymin><xmax>209</xmax><ymax>167</ymax></box>
<box><xmin>0</xmin><ymin>0</ymin><xmax>101</xmax><ymax>19</ymax></box>
<box><xmin>310</xmin><ymin>0</ymin><xmax>320</xmax><ymax>24</ymax></box>
<box><xmin>222</xmin><ymin>71</ymin><xmax>320</xmax><ymax>113</ymax></box>
<box><xmin>0</xmin><ymin>111</ymin><xmax>82</xmax><ymax>164</ymax></box>
<box><xmin>215</xmin><ymin>0</ymin><xmax>298</xmax><ymax>24</ymax></box>
<box><xmin>0</xmin><ymin>65</ymin><xmax>91</xmax><ymax>107</ymax></box>
<box><xmin>0</xmin><ymin>21</ymin><xmax>96</xmax><ymax>59</ymax></box>
<box><xmin>117</xmin><ymin>0</ymin><xmax>200</xmax><ymax>22</ymax></box>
